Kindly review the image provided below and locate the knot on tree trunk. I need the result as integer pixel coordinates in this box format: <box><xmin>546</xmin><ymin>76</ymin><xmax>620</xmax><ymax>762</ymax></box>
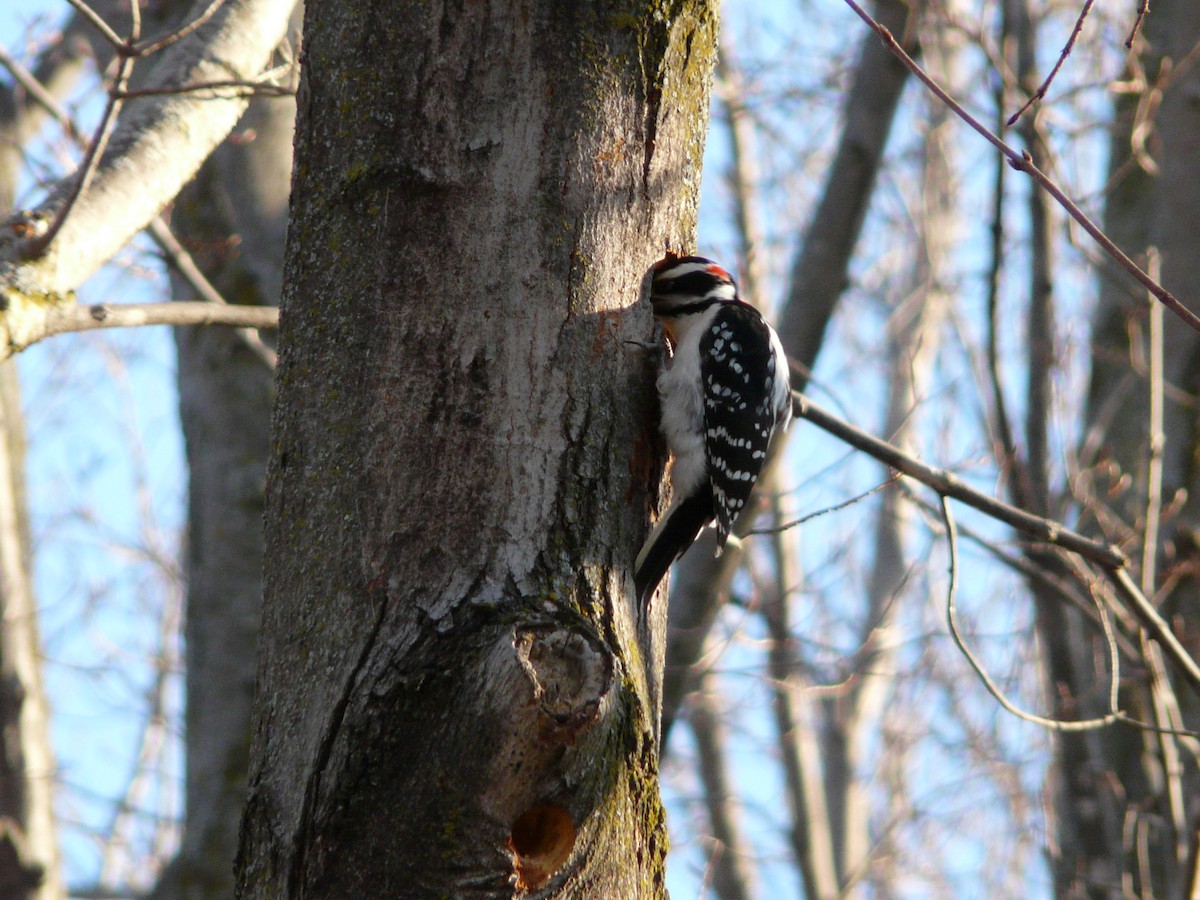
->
<box><xmin>514</xmin><ymin>627</ymin><xmax>613</xmax><ymax>740</ymax></box>
<box><xmin>481</xmin><ymin>625</ymin><xmax>619</xmax><ymax>893</ymax></box>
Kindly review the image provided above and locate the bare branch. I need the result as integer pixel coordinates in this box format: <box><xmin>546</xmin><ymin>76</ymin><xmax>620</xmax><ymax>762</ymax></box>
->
<box><xmin>790</xmin><ymin>385</ymin><xmax>1124</xmax><ymax>567</ymax></box>
<box><xmin>145</xmin><ymin>217</ymin><xmax>278</xmax><ymax>367</ymax></box>
<box><xmin>790</xmin><ymin>385</ymin><xmax>1200</xmax><ymax>694</ymax></box>
<box><xmin>1</xmin><ymin>0</ymin><xmax>300</xmax><ymax>300</ymax></box>
<box><xmin>24</xmin><ymin>48</ymin><xmax>135</xmax><ymax>258</ymax></box>
<box><xmin>941</xmin><ymin>498</ymin><xmax>1200</xmax><ymax>743</ymax></box>
<box><xmin>63</xmin><ymin>0</ymin><xmax>128</xmax><ymax>54</ymax></box>
<box><xmin>1141</xmin><ymin>248</ymin><xmax>1164</xmax><ymax>596</ymax></box>
<box><xmin>1006</xmin><ymin>0</ymin><xmax>1096</xmax><ymax>127</ymax></box>
<box><xmin>13</xmin><ymin>301</ymin><xmax>278</xmax><ymax>353</ymax></box>
<box><xmin>133</xmin><ymin>0</ymin><xmax>228</xmax><ymax>58</ymax></box>
<box><xmin>743</xmin><ymin>476</ymin><xmax>897</xmax><ymax>537</ymax></box>
<box><xmin>839</xmin><ymin>0</ymin><xmax>1200</xmax><ymax>334</ymax></box>
<box><xmin>0</xmin><ymin>44</ymin><xmax>87</xmax><ymax>144</ymax></box>
<box><xmin>113</xmin><ymin>77</ymin><xmax>296</xmax><ymax>100</ymax></box>
<box><xmin>940</xmin><ymin>497</ymin><xmax>1123</xmax><ymax>732</ymax></box>
<box><xmin>1126</xmin><ymin>0</ymin><xmax>1150</xmax><ymax>49</ymax></box>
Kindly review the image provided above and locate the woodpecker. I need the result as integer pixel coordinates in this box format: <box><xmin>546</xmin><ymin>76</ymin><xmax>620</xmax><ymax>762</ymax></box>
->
<box><xmin>634</xmin><ymin>255</ymin><xmax>792</xmax><ymax>611</ymax></box>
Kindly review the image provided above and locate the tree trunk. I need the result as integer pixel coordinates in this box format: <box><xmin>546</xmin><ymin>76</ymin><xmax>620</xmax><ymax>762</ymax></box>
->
<box><xmin>237</xmin><ymin>2</ymin><xmax>716</xmax><ymax>895</ymax></box>
<box><xmin>147</xmin><ymin>11</ymin><xmax>298</xmax><ymax>897</ymax></box>
<box><xmin>0</xmin><ymin>365</ymin><xmax>61</xmax><ymax>900</ymax></box>
<box><xmin>0</xmin><ymin>52</ymin><xmax>80</xmax><ymax>900</ymax></box>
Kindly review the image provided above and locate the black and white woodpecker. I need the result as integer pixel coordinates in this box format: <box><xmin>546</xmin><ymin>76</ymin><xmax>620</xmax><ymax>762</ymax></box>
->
<box><xmin>634</xmin><ymin>255</ymin><xmax>793</xmax><ymax>612</ymax></box>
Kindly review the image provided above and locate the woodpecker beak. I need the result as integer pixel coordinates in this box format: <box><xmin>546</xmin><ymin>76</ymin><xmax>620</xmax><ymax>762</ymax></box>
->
<box><xmin>659</xmin><ymin>320</ymin><xmax>677</xmax><ymax>356</ymax></box>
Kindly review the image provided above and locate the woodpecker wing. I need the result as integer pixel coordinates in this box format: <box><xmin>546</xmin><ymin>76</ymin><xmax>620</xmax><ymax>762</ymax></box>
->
<box><xmin>699</xmin><ymin>301</ymin><xmax>781</xmax><ymax>548</ymax></box>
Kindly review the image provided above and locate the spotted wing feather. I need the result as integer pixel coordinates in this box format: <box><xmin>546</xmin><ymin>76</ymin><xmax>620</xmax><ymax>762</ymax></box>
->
<box><xmin>699</xmin><ymin>302</ymin><xmax>780</xmax><ymax>549</ymax></box>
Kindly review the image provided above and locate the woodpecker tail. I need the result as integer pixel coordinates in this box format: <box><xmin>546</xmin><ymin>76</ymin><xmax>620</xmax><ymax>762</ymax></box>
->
<box><xmin>634</xmin><ymin>484</ymin><xmax>714</xmax><ymax>612</ymax></box>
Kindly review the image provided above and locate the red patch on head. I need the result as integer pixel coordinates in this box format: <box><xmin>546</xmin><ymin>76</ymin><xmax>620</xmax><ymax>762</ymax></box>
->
<box><xmin>705</xmin><ymin>263</ymin><xmax>732</xmax><ymax>281</ymax></box>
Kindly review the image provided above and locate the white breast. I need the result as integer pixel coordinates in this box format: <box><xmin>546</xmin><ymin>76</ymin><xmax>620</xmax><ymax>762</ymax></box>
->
<box><xmin>656</xmin><ymin>305</ymin><xmax>720</xmax><ymax>498</ymax></box>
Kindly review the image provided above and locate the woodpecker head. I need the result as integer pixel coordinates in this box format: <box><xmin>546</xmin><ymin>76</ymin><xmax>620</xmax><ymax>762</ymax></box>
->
<box><xmin>649</xmin><ymin>256</ymin><xmax>738</xmax><ymax>319</ymax></box>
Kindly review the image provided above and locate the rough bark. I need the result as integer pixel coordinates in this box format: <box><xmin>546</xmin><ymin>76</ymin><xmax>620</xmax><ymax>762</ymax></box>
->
<box><xmin>237</xmin><ymin>2</ymin><xmax>716</xmax><ymax>896</ymax></box>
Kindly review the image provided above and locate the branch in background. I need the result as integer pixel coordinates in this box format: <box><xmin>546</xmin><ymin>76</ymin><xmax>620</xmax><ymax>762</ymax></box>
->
<box><xmin>1</xmin><ymin>36</ymin><xmax>279</xmax><ymax>371</ymax></box>
<box><xmin>9</xmin><ymin>301</ymin><xmax>278</xmax><ymax>354</ymax></box>
<box><xmin>901</xmin><ymin>481</ymin><xmax>1140</xmax><ymax>659</ymax></box>
<box><xmin>939</xmin><ymin>496</ymin><xmax>1123</xmax><ymax>731</ymax></box>
<box><xmin>940</xmin><ymin>498</ymin><xmax>1200</xmax><ymax>741</ymax></box>
<box><xmin>146</xmin><ymin>218</ymin><xmax>278</xmax><ymax>367</ymax></box>
<box><xmin>23</xmin><ymin>9</ymin><xmax>140</xmax><ymax>259</ymax></box>
<box><xmin>983</xmin><ymin>73</ymin><xmax>1020</xmax><ymax>493</ymax></box>
<box><xmin>1006</xmin><ymin>0</ymin><xmax>1096</xmax><ymax>127</ymax></box>
<box><xmin>1</xmin><ymin>0</ymin><xmax>299</xmax><ymax>300</ymax></box>
<box><xmin>63</xmin><ymin>0</ymin><xmax>129</xmax><ymax>52</ymax></box>
<box><xmin>133</xmin><ymin>0</ymin><xmax>228</xmax><ymax>58</ymax></box>
<box><xmin>66</xmin><ymin>0</ymin><xmax>227</xmax><ymax>59</ymax></box>
<box><xmin>779</xmin><ymin>0</ymin><xmax>920</xmax><ymax>378</ymax></box>
<box><xmin>791</xmin><ymin>386</ymin><xmax>1122</xmax><ymax>566</ymax></box>
<box><xmin>790</xmin><ymin>386</ymin><xmax>1200</xmax><ymax>694</ymax></box>
<box><xmin>113</xmin><ymin>78</ymin><xmax>296</xmax><ymax>100</ymax></box>
<box><xmin>1126</xmin><ymin>0</ymin><xmax>1149</xmax><ymax>48</ymax></box>
<box><xmin>840</xmin><ymin>0</ymin><xmax>1200</xmax><ymax>334</ymax></box>
<box><xmin>0</xmin><ymin>44</ymin><xmax>88</xmax><ymax>144</ymax></box>
<box><xmin>760</xmin><ymin>543</ymin><xmax>841</xmax><ymax>898</ymax></box>
<box><xmin>660</xmin><ymin>0</ymin><xmax>922</xmax><ymax>745</ymax></box>
<box><xmin>744</xmin><ymin>476</ymin><xmax>897</xmax><ymax>536</ymax></box>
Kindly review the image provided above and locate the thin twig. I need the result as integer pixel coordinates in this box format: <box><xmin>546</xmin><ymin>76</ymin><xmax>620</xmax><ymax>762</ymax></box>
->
<box><xmin>744</xmin><ymin>476</ymin><xmax>898</xmax><ymax>537</ymax></box>
<box><xmin>113</xmin><ymin>78</ymin><xmax>296</xmax><ymax>100</ymax></box>
<box><xmin>144</xmin><ymin>219</ymin><xmax>230</xmax><ymax>308</ymax></box>
<box><xmin>790</xmin><ymin>386</ymin><xmax>1125</xmax><ymax>567</ymax></box>
<box><xmin>133</xmin><ymin>0</ymin><xmax>227</xmax><ymax>57</ymax></box>
<box><xmin>0</xmin><ymin>44</ymin><xmax>87</xmax><ymax>143</ymax></box>
<box><xmin>22</xmin><ymin>52</ymin><xmax>133</xmax><ymax>258</ymax></box>
<box><xmin>145</xmin><ymin>218</ymin><xmax>279</xmax><ymax>367</ymax></box>
<box><xmin>64</xmin><ymin>0</ymin><xmax>127</xmax><ymax>52</ymax></box>
<box><xmin>1142</xmin><ymin>248</ymin><xmax>1164</xmax><ymax>597</ymax></box>
<box><xmin>940</xmin><ymin>496</ymin><xmax>1120</xmax><ymax>731</ymax></box>
<box><xmin>839</xmin><ymin>0</ymin><xmax>1200</xmax><ymax>334</ymax></box>
<box><xmin>1137</xmin><ymin>249</ymin><xmax>1191</xmax><ymax>864</ymax></box>
<box><xmin>1126</xmin><ymin>0</ymin><xmax>1149</xmax><ymax>49</ymax></box>
<box><xmin>902</xmin><ymin>482</ymin><xmax>1140</xmax><ymax>659</ymax></box>
<box><xmin>1006</xmin><ymin>0</ymin><xmax>1095</xmax><ymax>127</ymax></box>
<box><xmin>1103</xmin><ymin>567</ymin><xmax>1200</xmax><ymax>693</ymax></box>
<box><xmin>941</xmin><ymin>498</ymin><xmax>1199</xmax><ymax>738</ymax></box>
<box><xmin>23</xmin><ymin>4</ymin><xmax>143</xmax><ymax>259</ymax></box>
